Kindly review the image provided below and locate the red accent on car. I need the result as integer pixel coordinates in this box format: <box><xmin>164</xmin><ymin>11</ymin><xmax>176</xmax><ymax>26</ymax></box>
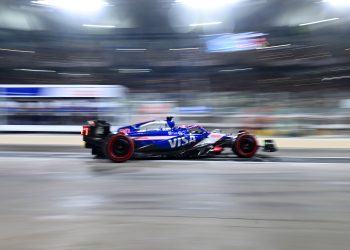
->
<box><xmin>119</xmin><ymin>128</ymin><xmax>131</xmax><ymax>134</ymax></box>
<box><xmin>212</xmin><ymin>145</ymin><xmax>224</xmax><ymax>153</ymax></box>
<box><xmin>210</xmin><ymin>133</ymin><xmax>224</xmax><ymax>139</ymax></box>
<box><xmin>88</xmin><ymin>120</ymin><xmax>96</xmax><ymax>126</ymax></box>
<box><xmin>81</xmin><ymin>126</ymin><xmax>90</xmax><ymax>136</ymax></box>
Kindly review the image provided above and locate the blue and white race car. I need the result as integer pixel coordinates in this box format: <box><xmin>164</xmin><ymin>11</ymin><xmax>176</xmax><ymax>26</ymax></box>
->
<box><xmin>81</xmin><ymin>117</ymin><xmax>276</xmax><ymax>163</ymax></box>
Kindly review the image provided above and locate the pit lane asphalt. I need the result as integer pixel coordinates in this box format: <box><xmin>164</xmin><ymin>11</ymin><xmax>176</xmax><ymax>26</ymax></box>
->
<box><xmin>1</xmin><ymin>154</ymin><xmax>350</xmax><ymax>250</ymax></box>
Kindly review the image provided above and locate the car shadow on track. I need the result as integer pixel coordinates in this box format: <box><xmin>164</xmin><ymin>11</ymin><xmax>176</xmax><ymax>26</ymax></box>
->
<box><xmin>87</xmin><ymin>153</ymin><xmax>280</xmax><ymax>174</ymax></box>
<box><xmin>87</xmin><ymin>157</ymin><xmax>145</xmax><ymax>174</ymax></box>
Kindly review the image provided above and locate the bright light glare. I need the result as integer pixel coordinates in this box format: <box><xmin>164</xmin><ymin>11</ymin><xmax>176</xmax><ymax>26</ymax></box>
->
<box><xmin>256</xmin><ymin>44</ymin><xmax>291</xmax><ymax>50</ymax></box>
<box><xmin>299</xmin><ymin>18</ymin><xmax>339</xmax><ymax>26</ymax></box>
<box><xmin>31</xmin><ymin>0</ymin><xmax>109</xmax><ymax>14</ymax></box>
<box><xmin>58</xmin><ymin>73</ymin><xmax>91</xmax><ymax>76</ymax></box>
<box><xmin>0</xmin><ymin>48</ymin><xmax>35</xmax><ymax>53</ymax></box>
<box><xmin>118</xmin><ymin>69</ymin><xmax>152</xmax><ymax>73</ymax></box>
<box><xmin>324</xmin><ymin>0</ymin><xmax>350</xmax><ymax>6</ymax></box>
<box><xmin>176</xmin><ymin>0</ymin><xmax>240</xmax><ymax>9</ymax></box>
<box><xmin>14</xmin><ymin>68</ymin><xmax>56</xmax><ymax>73</ymax></box>
<box><xmin>189</xmin><ymin>21</ymin><xmax>222</xmax><ymax>26</ymax></box>
<box><xmin>169</xmin><ymin>48</ymin><xmax>199</xmax><ymax>50</ymax></box>
<box><xmin>83</xmin><ymin>24</ymin><xmax>116</xmax><ymax>29</ymax></box>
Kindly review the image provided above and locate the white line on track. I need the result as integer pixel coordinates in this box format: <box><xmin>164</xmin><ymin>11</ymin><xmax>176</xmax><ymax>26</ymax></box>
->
<box><xmin>0</xmin><ymin>151</ymin><xmax>87</xmax><ymax>155</ymax></box>
<box><xmin>147</xmin><ymin>160</ymin><xmax>341</xmax><ymax>165</ymax></box>
<box><xmin>279</xmin><ymin>156</ymin><xmax>350</xmax><ymax>159</ymax></box>
<box><xmin>2</xmin><ymin>151</ymin><xmax>350</xmax><ymax>158</ymax></box>
<box><xmin>1</xmin><ymin>152</ymin><xmax>350</xmax><ymax>164</ymax></box>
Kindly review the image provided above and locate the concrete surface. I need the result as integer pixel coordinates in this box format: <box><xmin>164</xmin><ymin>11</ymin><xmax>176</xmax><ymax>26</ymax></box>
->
<box><xmin>1</xmin><ymin>154</ymin><xmax>350</xmax><ymax>250</ymax></box>
<box><xmin>0</xmin><ymin>134</ymin><xmax>83</xmax><ymax>145</ymax></box>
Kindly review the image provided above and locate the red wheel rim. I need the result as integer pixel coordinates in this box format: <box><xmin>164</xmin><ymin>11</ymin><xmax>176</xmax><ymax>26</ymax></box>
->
<box><xmin>107</xmin><ymin>134</ymin><xmax>134</xmax><ymax>162</ymax></box>
<box><xmin>235</xmin><ymin>134</ymin><xmax>258</xmax><ymax>158</ymax></box>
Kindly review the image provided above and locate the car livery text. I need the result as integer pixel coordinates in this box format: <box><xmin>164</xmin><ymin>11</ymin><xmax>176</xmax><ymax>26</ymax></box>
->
<box><xmin>168</xmin><ymin>135</ymin><xmax>196</xmax><ymax>148</ymax></box>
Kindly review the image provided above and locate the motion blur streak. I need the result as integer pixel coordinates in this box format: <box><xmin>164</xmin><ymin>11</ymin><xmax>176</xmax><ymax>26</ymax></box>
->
<box><xmin>324</xmin><ymin>0</ymin><xmax>350</xmax><ymax>6</ymax></box>
<box><xmin>13</xmin><ymin>69</ymin><xmax>56</xmax><ymax>73</ymax></box>
<box><xmin>169</xmin><ymin>48</ymin><xmax>199</xmax><ymax>50</ymax></box>
<box><xmin>256</xmin><ymin>44</ymin><xmax>291</xmax><ymax>49</ymax></box>
<box><xmin>176</xmin><ymin>0</ymin><xmax>241</xmax><ymax>8</ymax></box>
<box><xmin>31</xmin><ymin>0</ymin><xmax>109</xmax><ymax>14</ymax></box>
<box><xmin>82</xmin><ymin>24</ymin><xmax>116</xmax><ymax>29</ymax></box>
<box><xmin>115</xmin><ymin>49</ymin><xmax>147</xmax><ymax>52</ymax></box>
<box><xmin>1</xmin><ymin>0</ymin><xmax>350</xmax><ymax>249</ymax></box>
<box><xmin>0</xmin><ymin>48</ymin><xmax>35</xmax><ymax>53</ymax></box>
<box><xmin>189</xmin><ymin>21</ymin><xmax>223</xmax><ymax>26</ymax></box>
<box><xmin>58</xmin><ymin>73</ymin><xmax>91</xmax><ymax>76</ymax></box>
<box><xmin>299</xmin><ymin>17</ymin><xmax>340</xmax><ymax>26</ymax></box>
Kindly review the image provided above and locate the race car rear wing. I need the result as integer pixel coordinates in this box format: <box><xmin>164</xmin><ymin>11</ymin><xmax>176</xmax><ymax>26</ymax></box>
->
<box><xmin>81</xmin><ymin>120</ymin><xmax>111</xmax><ymax>148</ymax></box>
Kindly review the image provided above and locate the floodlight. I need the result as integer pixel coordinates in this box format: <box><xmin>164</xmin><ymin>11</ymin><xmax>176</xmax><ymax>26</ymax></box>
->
<box><xmin>323</xmin><ymin>0</ymin><xmax>350</xmax><ymax>6</ymax></box>
<box><xmin>32</xmin><ymin>0</ymin><xmax>109</xmax><ymax>14</ymax></box>
<box><xmin>176</xmin><ymin>0</ymin><xmax>241</xmax><ymax>9</ymax></box>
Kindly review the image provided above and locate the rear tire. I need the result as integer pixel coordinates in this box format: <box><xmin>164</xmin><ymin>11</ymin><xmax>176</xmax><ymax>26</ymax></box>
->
<box><xmin>105</xmin><ymin>134</ymin><xmax>134</xmax><ymax>163</ymax></box>
<box><xmin>233</xmin><ymin>133</ymin><xmax>258</xmax><ymax>158</ymax></box>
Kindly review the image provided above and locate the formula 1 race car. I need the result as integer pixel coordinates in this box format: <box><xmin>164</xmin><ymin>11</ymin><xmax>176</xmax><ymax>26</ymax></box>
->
<box><xmin>81</xmin><ymin>117</ymin><xmax>277</xmax><ymax>163</ymax></box>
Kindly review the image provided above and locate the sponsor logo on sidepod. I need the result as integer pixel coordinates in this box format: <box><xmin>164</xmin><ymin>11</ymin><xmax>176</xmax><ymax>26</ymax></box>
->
<box><xmin>168</xmin><ymin>136</ymin><xmax>196</xmax><ymax>148</ymax></box>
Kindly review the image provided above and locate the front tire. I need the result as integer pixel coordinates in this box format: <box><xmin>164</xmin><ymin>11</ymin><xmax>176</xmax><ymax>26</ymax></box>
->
<box><xmin>105</xmin><ymin>134</ymin><xmax>134</xmax><ymax>163</ymax></box>
<box><xmin>233</xmin><ymin>133</ymin><xmax>258</xmax><ymax>158</ymax></box>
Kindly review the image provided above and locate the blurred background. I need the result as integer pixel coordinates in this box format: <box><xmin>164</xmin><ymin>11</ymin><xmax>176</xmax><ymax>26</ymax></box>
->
<box><xmin>1</xmin><ymin>0</ymin><xmax>350</xmax><ymax>136</ymax></box>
